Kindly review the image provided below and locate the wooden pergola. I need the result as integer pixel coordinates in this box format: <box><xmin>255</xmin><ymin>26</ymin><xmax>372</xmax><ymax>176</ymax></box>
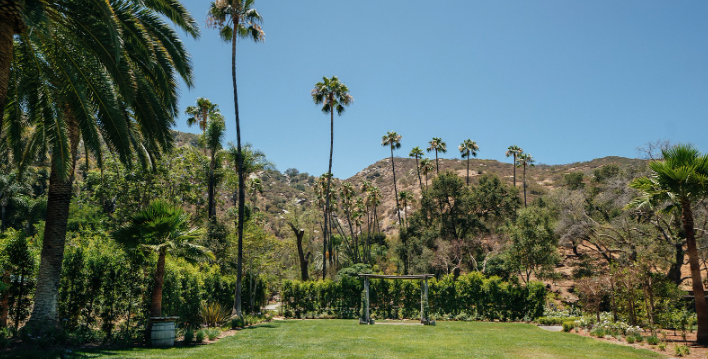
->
<box><xmin>358</xmin><ymin>274</ymin><xmax>435</xmax><ymax>325</ymax></box>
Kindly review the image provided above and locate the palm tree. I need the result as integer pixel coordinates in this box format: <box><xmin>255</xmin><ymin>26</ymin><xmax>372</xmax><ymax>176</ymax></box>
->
<box><xmin>204</xmin><ymin>114</ymin><xmax>226</xmax><ymax>219</ymax></box>
<box><xmin>185</xmin><ymin>98</ymin><xmax>220</xmax><ymax>155</ymax></box>
<box><xmin>382</xmin><ymin>131</ymin><xmax>403</xmax><ymax>227</ymax></box>
<box><xmin>409</xmin><ymin>146</ymin><xmax>424</xmax><ymax>191</ymax></box>
<box><xmin>420</xmin><ymin>158</ymin><xmax>434</xmax><ymax>189</ymax></box>
<box><xmin>628</xmin><ymin>144</ymin><xmax>708</xmax><ymax>344</ymax></box>
<box><xmin>207</xmin><ymin>0</ymin><xmax>264</xmax><ymax>317</ymax></box>
<box><xmin>427</xmin><ymin>137</ymin><xmax>447</xmax><ymax>174</ymax></box>
<box><xmin>9</xmin><ymin>0</ymin><xmax>199</xmax><ymax>330</ymax></box>
<box><xmin>311</xmin><ymin>75</ymin><xmax>353</xmax><ymax>279</ymax></box>
<box><xmin>517</xmin><ymin>153</ymin><xmax>535</xmax><ymax>207</ymax></box>
<box><xmin>112</xmin><ymin>201</ymin><xmax>211</xmax><ymax>321</ymax></box>
<box><xmin>506</xmin><ymin>145</ymin><xmax>523</xmax><ymax>187</ymax></box>
<box><xmin>459</xmin><ymin>139</ymin><xmax>479</xmax><ymax>185</ymax></box>
<box><xmin>398</xmin><ymin>191</ymin><xmax>415</xmax><ymax>227</ymax></box>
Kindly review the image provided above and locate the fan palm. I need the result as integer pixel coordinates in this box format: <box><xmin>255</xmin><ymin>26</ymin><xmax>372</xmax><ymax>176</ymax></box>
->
<box><xmin>420</xmin><ymin>157</ymin><xmax>434</xmax><ymax>189</ymax></box>
<box><xmin>427</xmin><ymin>137</ymin><xmax>447</xmax><ymax>175</ymax></box>
<box><xmin>506</xmin><ymin>145</ymin><xmax>523</xmax><ymax>187</ymax></box>
<box><xmin>459</xmin><ymin>139</ymin><xmax>479</xmax><ymax>185</ymax></box>
<box><xmin>382</xmin><ymin>131</ymin><xmax>403</xmax><ymax>227</ymax></box>
<box><xmin>207</xmin><ymin>0</ymin><xmax>264</xmax><ymax>317</ymax></box>
<box><xmin>185</xmin><ymin>97</ymin><xmax>220</xmax><ymax>155</ymax></box>
<box><xmin>517</xmin><ymin>153</ymin><xmax>535</xmax><ymax>207</ymax></box>
<box><xmin>409</xmin><ymin>146</ymin><xmax>424</xmax><ymax>191</ymax></box>
<box><xmin>7</xmin><ymin>0</ymin><xmax>198</xmax><ymax>329</ymax></box>
<box><xmin>628</xmin><ymin>144</ymin><xmax>708</xmax><ymax>344</ymax></box>
<box><xmin>112</xmin><ymin>201</ymin><xmax>211</xmax><ymax>319</ymax></box>
<box><xmin>398</xmin><ymin>191</ymin><xmax>414</xmax><ymax>227</ymax></box>
<box><xmin>311</xmin><ymin>75</ymin><xmax>353</xmax><ymax>279</ymax></box>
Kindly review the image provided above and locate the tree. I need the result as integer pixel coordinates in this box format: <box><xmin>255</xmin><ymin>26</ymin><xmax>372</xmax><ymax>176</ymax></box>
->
<box><xmin>398</xmin><ymin>191</ymin><xmax>415</xmax><ymax>227</ymax></box>
<box><xmin>311</xmin><ymin>75</ymin><xmax>353</xmax><ymax>279</ymax></box>
<box><xmin>420</xmin><ymin>158</ymin><xmax>435</xmax><ymax>189</ymax></box>
<box><xmin>628</xmin><ymin>144</ymin><xmax>708</xmax><ymax>344</ymax></box>
<box><xmin>207</xmin><ymin>0</ymin><xmax>264</xmax><ymax>317</ymax></box>
<box><xmin>506</xmin><ymin>145</ymin><xmax>523</xmax><ymax>187</ymax></box>
<box><xmin>517</xmin><ymin>153</ymin><xmax>535</xmax><ymax>207</ymax></box>
<box><xmin>427</xmin><ymin>137</ymin><xmax>447</xmax><ymax>175</ymax></box>
<box><xmin>8</xmin><ymin>0</ymin><xmax>199</xmax><ymax>330</ymax></box>
<box><xmin>204</xmin><ymin>114</ymin><xmax>226</xmax><ymax>219</ymax></box>
<box><xmin>409</xmin><ymin>146</ymin><xmax>425</xmax><ymax>191</ymax></box>
<box><xmin>0</xmin><ymin>173</ymin><xmax>27</xmax><ymax>233</ymax></box>
<box><xmin>382</xmin><ymin>131</ymin><xmax>403</xmax><ymax>227</ymax></box>
<box><xmin>459</xmin><ymin>139</ymin><xmax>479</xmax><ymax>185</ymax></box>
<box><xmin>185</xmin><ymin>98</ymin><xmax>220</xmax><ymax>155</ymax></box>
<box><xmin>112</xmin><ymin>201</ymin><xmax>211</xmax><ymax>333</ymax></box>
<box><xmin>507</xmin><ymin>207</ymin><xmax>559</xmax><ymax>284</ymax></box>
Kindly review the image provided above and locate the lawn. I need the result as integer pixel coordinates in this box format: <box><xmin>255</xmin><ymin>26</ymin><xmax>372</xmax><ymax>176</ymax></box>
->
<box><xmin>13</xmin><ymin>320</ymin><xmax>664</xmax><ymax>359</ymax></box>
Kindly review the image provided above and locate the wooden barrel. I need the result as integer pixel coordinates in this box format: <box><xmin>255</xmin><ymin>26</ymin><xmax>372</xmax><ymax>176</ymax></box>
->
<box><xmin>151</xmin><ymin>321</ymin><xmax>175</xmax><ymax>347</ymax></box>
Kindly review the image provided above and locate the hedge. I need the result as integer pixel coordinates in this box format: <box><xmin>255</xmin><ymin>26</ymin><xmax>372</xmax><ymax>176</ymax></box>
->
<box><xmin>281</xmin><ymin>272</ymin><xmax>545</xmax><ymax>321</ymax></box>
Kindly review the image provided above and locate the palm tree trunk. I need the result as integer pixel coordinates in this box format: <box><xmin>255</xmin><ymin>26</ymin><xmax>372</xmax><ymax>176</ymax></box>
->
<box><xmin>208</xmin><ymin>150</ymin><xmax>216</xmax><ymax>219</ymax></box>
<box><xmin>512</xmin><ymin>154</ymin><xmax>517</xmax><ymax>187</ymax></box>
<box><xmin>466</xmin><ymin>155</ymin><xmax>470</xmax><ymax>185</ymax></box>
<box><xmin>523</xmin><ymin>164</ymin><xmax>527</xmax><ymax>208</ymax></box>
<box><xmin>435</xmin><ymin>150</ymin><xmax>439</xmax><ymax>175</ymax></box>
<box><xmin>150</xmin><ymin>251</ymin><xmax>167</xmax><ymax>317</ymax></box>
<box><xmin>682</xmin><ymin>200</ymin><xmax>708</xmax><ymax>345</ymax></box>
<box><xmin>415</xmin><ymin>158</ymin><xmax>423</xmax><ymax>191</ymax></box>
<box><xmin>26</xmin><ymin>111</ymin><xmax>79</xmax><ymax>330</ymax></box>
<box><xmin>391</xmin><ymin>148</ymin><xmax>402</xmax><ymax>227</ymax></box>
<box><xmin>322</xmin><ymin>105</ymin><xmax>334</xmax><ymax>279</ymax></box>
<box><xmin>231</xmin><ymin>18</ymin><xmax>245</xmax><ymax>318</ymax></box>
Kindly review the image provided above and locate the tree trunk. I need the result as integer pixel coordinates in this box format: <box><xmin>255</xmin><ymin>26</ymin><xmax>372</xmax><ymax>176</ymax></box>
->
<box><xmin>1</xmin><ymin>204</ymin><xmax>5</xmax><ymax>233</ymax></box>
<box><xmin>668</xmin><ymin>241</ymin><xmax>685</xmax><ymax>285</ymax></box>
<box><xmin>435</xmin><ymin>150</ymin><xmax>439</xmax><ymax>175</ymax></box>
<box><xmin>682</xmin><ymin>200</ymin><xmax>708</xmax><ymax>345</ymax></box>
<box><xmin>26</xmin><ymin>110</ymin><xmax>79</xmax><ymax>330</ymax></box>
<box><xmin>523</xmin><ymin>164</ymin><xmax>527</xmax><ymax>207</ymax></box>
<box><xmin>466</xmin><ymin>155</ymin><xmax>470</xmax><ymax>185</ymax></box>
<box><xmin>415</xmin><ymin>158</ymin><xmax>423</xmax><ymax>192</ymax></box>
<box><xmin>208</xmin><ymin>150</ymin><xmax>216</xmax><ymax>219</ymax></box>
<box><xmin>150</xmin><ymin>251</ymin><xmax>167</xmax><ymax>317</ymax></box>
<box><xmin>289</xmin><ymin>223</ymin><xmax>309</xmax><ymax>281</ymax></box>
<box><xmin>231</xmin><ymin>16</ymin><xmax>245</xmax><ymax>318</ymax></box>
<box><xmin>322</xmin><ymin>104</ymin><xmax>334</xmax><ymax>280</ymax></box>
<box><xmin>512</xmin><ymin>153</ymin><xmax>517</xmax><ymax>187</ymax></box>
<box><xmin>391</xmin><ymin>148</ymin><xmax>402</xmax><ymax>227</ymax></box>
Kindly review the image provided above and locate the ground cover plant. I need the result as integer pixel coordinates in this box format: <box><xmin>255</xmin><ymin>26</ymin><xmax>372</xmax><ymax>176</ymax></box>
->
<box><xmin>15</xmin><ymin>320</ymin><xmax>662</xmax><ymax>359</ymax></box>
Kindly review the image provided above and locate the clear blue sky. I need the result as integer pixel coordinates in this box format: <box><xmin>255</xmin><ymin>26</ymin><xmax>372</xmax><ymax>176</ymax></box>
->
<box><xmin>173</xmin><ymin>0</ymin><xmax>708</xmax><ymax>179</ymax></box>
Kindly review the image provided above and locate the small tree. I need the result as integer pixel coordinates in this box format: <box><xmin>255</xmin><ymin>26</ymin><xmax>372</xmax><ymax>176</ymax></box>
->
<box><xmin>507</xmin><ymin>207</ymin><xmax>559</xmax><ymax>284</ymax></box>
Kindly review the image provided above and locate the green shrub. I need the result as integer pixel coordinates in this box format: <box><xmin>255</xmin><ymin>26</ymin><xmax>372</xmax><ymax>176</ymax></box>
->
<box><xmin>183</xmin><ymin>329</ymin><xmax>194</xmax><ymax>344</ymax></box>
<box><xmin>196</xmin><ymin>329</ymin><xmax>206</xmax><ymax>343</ymax></box>
<box><xmin>674</xmin><ymin>344</ymin><xmax>690</xmax><ymax>356</ymax></box>
<box><xmin>625</xmin><ymin>336</ymin><xmax>635</xmax><ymax>344</ymax></box>
<box><xmin>200</xmin><ymin>302</ymin><xmax>229</xmax><ymax>328</ymax></box>
<box><xmin>562</xmin><ymin>320</ymin><xmax>575</xmax><ymax>332</ymax></box>
<box><xmin>657</xmin><ymin>343</ymin><xmax>666</xmax><ymax>351</ymax></box>
<box><xmin>590</xmin><ymin>328</ymin><xmax>605</xmax><ymax>337</ymax></box>
<box><xmin>231</xmin><ymin>316</ymin><xmax>245</xmax><ymax>328</ymax></box>
<box><xmin>634</xmin><ymin>335</ymin><xmax>643</xmax><ymax>343</ymax></box>
<box><xmin>207</xmin><ymin>328</ymin><xmax>220</xmax><ymax>340</ymax></box>
<box><xmin>645</xmin><ymin>336</ymin><xmax>659</xmax><ymax>345</ymax></box>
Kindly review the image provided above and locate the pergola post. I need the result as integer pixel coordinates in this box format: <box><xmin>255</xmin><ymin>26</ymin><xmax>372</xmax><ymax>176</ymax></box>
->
<box><xmin>364</xmin><ymin>276</ymin><xmax>370</xmax><ymax>324</ymax></box>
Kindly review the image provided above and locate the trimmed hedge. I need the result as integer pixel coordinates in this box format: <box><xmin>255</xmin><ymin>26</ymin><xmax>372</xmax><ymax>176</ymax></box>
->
<box><xmin>281</xmin><ymin>272</ymin><xmax>545</xmax><ymax>321</ymax></box>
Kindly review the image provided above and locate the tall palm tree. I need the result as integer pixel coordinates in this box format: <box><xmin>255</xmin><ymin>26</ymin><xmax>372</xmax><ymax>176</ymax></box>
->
<box><xmin>8</xmin><ymin>0</ymin><xmax>199</xmax><ymax>330</ymax></box>
<box><xmin>420</xmin><ymin>157</ymin><xmax>434</xmax><ymax>189</ymax></box>
<box><xmin>207</xmin><ymin>0</ymin><xmax>264</xmax><ymax>317</ymax></box>
<box><xmin>506</xmin><ymin>145</ymin><xmax>523</xmax><ymax>187</ymax></box>
<box><xmin>398</xmin><ymin>191</ymin><xmax>414</xmax><ymax>227</ymax></box>
<box><xmin>517</xmin><ymin>153</ymin><xmax>535</xmax><ymax>207</ymax></box>
<box><xmin>112</xmin><ymin>201</ymin><xmax>211</xmax><ymax>320</ymax></box>
<box><xmin>628</xmin><ymin>144</ymin><xmax>708</xmax><ymax>344</ymax></box>
<box><xmin>204</xmin><ymin>113</ymin><xmax>226</xmax><ymax>219</ymax></box>
<box><xmin>185</xmin><ymin>98</ymin><xmax>220</xmax><ymax>154</ymax></box>
<box><xmin>409</xmin><ymin>146</ymin><xmax>424</xmax><ymax>191</ymax></box>
<box><xmin>427</xmin><ymin>137</ymin><xmax>447</xmax><ymax>175</ymax></box>
<box><xmin>382</xmin><ymin>131</ymin><xmax>403</xmax><ymax>227</ymax></box>
<box><xmin>311</xmin><ymin>75</ymin><xmax>353</xmax><ymax>279</ymax></box>
<box><xmin>459</xmin><ymin>139</ymin><xmax>479</xmax><ymax>185</ymax></box>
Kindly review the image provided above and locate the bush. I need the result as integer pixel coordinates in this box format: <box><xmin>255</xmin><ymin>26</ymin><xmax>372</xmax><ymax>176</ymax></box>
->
<box><xmin>183</xmin><ymin>329</ymin><xmax>194</xmax><ymax>344</ymax></box>
<box><xmin>207</xmin><ymin>328</ymin><xmax>220</xmax><ymax>340</ymax></box>
<box><xmin>562</xmin><ymin>320</ymin><xmax>575</xmax><ymax>332</ymax></box>
<box><xmin>657</xmin><ymin>343</ymin><xmax>666</xmax><ymax>351</ymax></box>
<box><xmin>674</xmin><ymin>344</ymin><xmax>690</xmax><ymax>357</ymax></box>
<box><xmin>625</xmin><ymin>336</ymin><xmax>634</xmax><ymax>343</ymax></box>
<box><xmin>196</xmin><ymin>329</ymin><xmax>206</xmax><ymax>343</ymax></box>
<box><xmin>200</xmin><ymin>302</ymin><xmax>229</xmax><ymax>328</ymax></box>
<box><xmin>645</xmin><ymin>335</ymin><xmax>659</xmax><ymax>345</ymax></box>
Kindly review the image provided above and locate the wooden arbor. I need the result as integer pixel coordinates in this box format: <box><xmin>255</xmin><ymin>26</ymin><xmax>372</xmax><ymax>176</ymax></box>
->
<box><xmin>358</xmin><ymin>274</ymin><xmax>435</xmax><ymax>325</ymax></box>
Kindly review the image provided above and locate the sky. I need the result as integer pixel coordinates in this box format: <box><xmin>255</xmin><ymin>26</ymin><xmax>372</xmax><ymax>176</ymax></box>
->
<box><xmin>172</xmin><ymin>1</ymin><xmax>708</xmax><ymax>179</ymax></box>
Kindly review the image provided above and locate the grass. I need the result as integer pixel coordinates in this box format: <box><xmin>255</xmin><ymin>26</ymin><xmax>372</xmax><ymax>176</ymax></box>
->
<box><xmin>7</xmin><ymin>320</ymin><xmax>663</xmax><ymax>359</ymax></box>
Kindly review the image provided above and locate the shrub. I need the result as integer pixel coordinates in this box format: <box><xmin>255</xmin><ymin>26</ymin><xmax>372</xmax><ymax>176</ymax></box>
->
<box><xmin>200</xmin><ymin>302</ymin><xmax>229</xmax><ymax>328</ymax></box>
<box><xmin>657</xmin><ymin>343</ymin><xmax>666</xmax><ymax>351</ymax></box>
<box><xmin>183</xmin><ymin>329</ymin><xmax>194</xmax><ymax>344</ymax></box>
<box><xmin>196</xmin><ymin>329</ymin><xmax>206</xmax><ymax>343</ymax></box>
<box><xmin>625</xmin><ymin>336</ymin><xmax>635</xmax><ymax>344</ymax></box>
<box><xmin>634</xmin><ymin>335</ymin><xmax>643</xmax><ymax>344</ymax></box>
<box><xmin>645</xmin><ymin>336</ymin><xmax>659</xmax><ymax>345</ymax></box>
<box><xmin>674</xmin><ymin>344</ymin><xmax>690</xmax><ymax>357</ymax></box>
<box><xmin>207</xmin><ymin>329</ymin><xmax>220</xmax><ymax>340</ymax></box>
<box><xmin>562</xmin><ymin>320</ymin><xmax>575</xmax><ymax>332</ymax></box>
<box><xmin>231</xmin><ymin>316</ymin><xmax>245</xmax><ymax>329</ymax></box>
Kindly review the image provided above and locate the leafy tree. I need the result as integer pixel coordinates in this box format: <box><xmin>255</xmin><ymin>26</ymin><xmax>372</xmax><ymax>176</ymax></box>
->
<box><xmin>459</xmin><ymin>139</ymin><xmax>479</xmax><ymax>185</ymax></box>
<box><xmin>311</xmin><ymin>75</ymin><xmax>353</xmax><ymax>279</ymax></box>
<box><xmin>112</xmin><ymin>201</ymin><xmax>211</xmax><ymax>320</ymax></box>
<box><xmin>517</xmin><ymin>153</ymin><xmax>535</xmax><ymax>207</ymax></box>
<box><xmin>382</xmin><ymin>131</ymin><xmax>403</xmax><ymax>227</ymax></box>
<box><xmin>427</xmin><ymin>137</ymin><xmax>447</xmax><ymax>175</ymax></box>
<box><xmin>563</xmin><ymin>172</ymin><xmax>585</xmax><ymax>190</ymax></box>
<box><xmin>409</xmin><ymin>146</ymin><xmax>425</xmax><ymax>191</ymax></box>
<box><xmin>506</xmin><ymin>145</ymin><xmax>523</xmax><ymax>187</ymax></box>
<box><xmin>629</xmin><ymin>144</ymin><xmax>708</xmax><ymax>344</ymax></box>
<box><xmin>207</xmin><ymin>0</ymin><xmax>264</xmax><ymax>317</ymax></box>
<box><xmin>7</xmin><ymin>0</ymin><xmax>198</xmax><ymax>330</ymax></box>
<box><xmin>507</xmin><ymin>207</ymin><xmax>559</xmax><ymax>284</ymax></box>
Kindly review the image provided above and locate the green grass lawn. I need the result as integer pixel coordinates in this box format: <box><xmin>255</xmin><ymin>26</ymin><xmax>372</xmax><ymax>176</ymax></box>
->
<box><xmin>13</xmin><ymin>320</ymin><xmax>664</xmax><ymax>359</ymax></box>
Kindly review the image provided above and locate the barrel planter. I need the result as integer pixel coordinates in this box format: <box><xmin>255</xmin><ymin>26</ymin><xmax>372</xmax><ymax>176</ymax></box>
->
<box><xmin>150</xmin><ymin>317</ymin><xmax>179</xmax><ymax>348</ymax></box>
